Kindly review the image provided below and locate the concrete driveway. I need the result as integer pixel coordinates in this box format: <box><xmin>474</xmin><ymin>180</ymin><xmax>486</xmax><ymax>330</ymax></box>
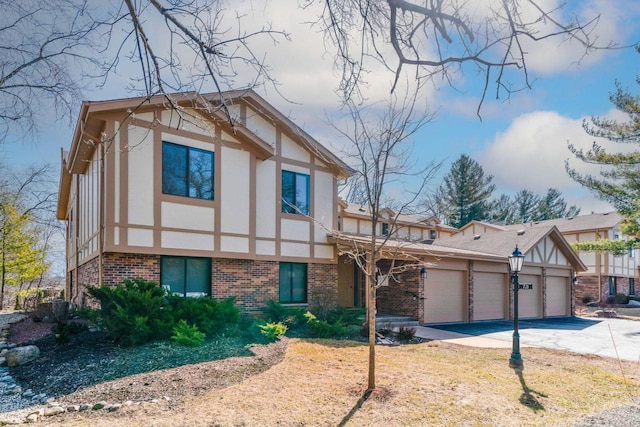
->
<box><xmin>416</xmin><ymin>317</ymin><xmax>640</xmax><ymax>362</ymax></box>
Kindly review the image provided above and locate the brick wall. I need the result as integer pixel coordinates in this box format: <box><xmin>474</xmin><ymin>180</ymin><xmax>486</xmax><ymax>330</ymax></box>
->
<box><xmin>574</xmin><ymin>276</ymin><xmax>601</xmax><ymax>305</ymax></box>
<box><xmin>73</xmin><ymin>256</ymin><xmax>100</xmax><ymax>307</ymax></box>
<box><xmin>375</xmin><ymin>260</ymin><xmax>420</xmax><ymax>320</ymax></box>
<box><xmin>210</xmin><ymin>258</ymin><xmax>279</xmax><ymax>313</ymax></box>
<box><xmin>72</xmin><ymin>252</ymin><xmax>339</xmax><ymax>313</ymax></box>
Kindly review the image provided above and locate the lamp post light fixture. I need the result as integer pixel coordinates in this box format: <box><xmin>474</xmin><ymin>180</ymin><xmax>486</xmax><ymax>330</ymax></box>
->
<box><xmin>508</xmin><ymin>245</ymin><xmax>524</xmax><ymax>370</ymax></box>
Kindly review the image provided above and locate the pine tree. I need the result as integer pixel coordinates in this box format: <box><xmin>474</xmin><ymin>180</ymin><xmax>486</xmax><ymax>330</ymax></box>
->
<box><xmin>567</xmin><ymin>64</ymin><xmax>640</xmax><ymax>238</ymax></box>
<box><xmin>437</xmin><ymin>155</ymin><xmax>495</xmax><ymax>228</ymax></box>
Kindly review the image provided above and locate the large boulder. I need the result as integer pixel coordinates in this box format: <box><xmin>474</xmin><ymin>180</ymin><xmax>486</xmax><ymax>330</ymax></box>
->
<box><xmin>4</xmin><ymin>345</ymin><xmax>40</xmax><ymax>367</ymax></box>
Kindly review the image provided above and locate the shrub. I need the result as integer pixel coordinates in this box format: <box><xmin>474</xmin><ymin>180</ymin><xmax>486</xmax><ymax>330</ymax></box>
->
<box><xmin>52</xmin><ymin>321</ymin><xmax>89</xmax><ymax>344</ymax></box>
<box><xmin>167</xmin><ymin>296</ymin><xmax>239</xmax><ymax>335</ymax></box>
<box><xmin>88</xmin><ymin>279</ymin><xmax>174</xmax><ymax>346</ymax></box>
<box><xmin>258</xmin><ymin>321</ymin><xmax>288</xmax><ymax>341</ymax></box>
<box><xmin>304</xmin><ymin>311</ymin><xmax>346</xmax><ymax>338</ymax></box>
<box><xmin>615</xmin><ymin>293</ymin><xmax>629</xmax><ymax>304</ymax></box>
<box><xmin>171</xmin><ymin>320</ymin><xmax>205</xmax><ymax>347</ymax></box>
<box><xmin>581</xmin><ymin>294</ymin><xmax>595</xmax><ymax>305</ymax></box>
<box><xmin>327</xmin><ymin>306</ymin><xmax>365</xmax><ymax>326</ymax></box>
<box><xmin>264</xmin><ymin>300</ymin><xmax>306</xmax><ymax>327</ymax></box>
<box><xmin>396</xmin><ymin>326</ymin><xmax>416</xmax><ymax>341</ymax></box>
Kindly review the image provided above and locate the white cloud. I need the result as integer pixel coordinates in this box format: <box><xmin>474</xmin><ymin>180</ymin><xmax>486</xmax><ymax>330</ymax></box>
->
<box><xmin>479</xmin><ymin>109</ymin><xmax>628</xmax><ymax>213</ymax></box>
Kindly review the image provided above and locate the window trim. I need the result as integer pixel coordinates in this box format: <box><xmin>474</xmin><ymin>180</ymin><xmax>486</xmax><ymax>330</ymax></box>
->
<box><xmin>162</xmin><ymin>141</ymin><xmax>215</xmax><ymax>201</ymax></box>
<box><xmin>160</xmin><ymin>255</ymin><xmax>212</xmax><ymax>298</ymax></box>
<box><xmin>281</xmin><ymin>170</ymin><xmax>310</xmax><ymax>215</ymax></box>
<box><xmin>279</xmin><ymin>262</ymin><xmax>308</xmax><ymax>304</ymax></box>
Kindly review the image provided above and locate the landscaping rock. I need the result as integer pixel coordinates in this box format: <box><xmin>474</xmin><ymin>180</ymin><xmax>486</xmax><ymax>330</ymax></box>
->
<box><xmin>107</xmin><ymin>403</ymin><xmax>122</xmax><ymax>412</ymax></box>
<box><xmin>594</xmin><ymin>310</ymin><xmax>617</xmax><ymax>318</ymax></box>
<box><xmin>66</xmin><ymin>405</ymin><xmax>80</xmax><ymax>412</ymax></box>
<box><xmin>93</xmin><ymin>401</ymin><xmax>108</xmax><ymax>410</ymax></box>
<box><xmin>628</xmin><ymin>300</ymin><xmax>640</xmax><ymax>307</ymax></box>
<box><xmin>25</xmin><ymin>413</ymin><xmax>39</xmax><ymax>423</ymax></box>
<box><xmin>43</xmin><ymin>406</ymin><xmax>65</xmax><ymax>416</ymax></box>
<box><xmin>4</xmin><ymin>345</ymin><xmax>40</xmax><ymax>367</ymax></box>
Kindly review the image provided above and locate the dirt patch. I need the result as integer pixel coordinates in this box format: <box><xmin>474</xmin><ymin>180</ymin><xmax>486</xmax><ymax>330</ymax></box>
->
<box><xmin>9</xmin><ymin>320</ymin><xmax>288</xmax><ymax>405</ymax></box>
<box><xmin>7</xmin><ymin>317</ymin><xmax>55</xmax><ymax>345</ymax></box>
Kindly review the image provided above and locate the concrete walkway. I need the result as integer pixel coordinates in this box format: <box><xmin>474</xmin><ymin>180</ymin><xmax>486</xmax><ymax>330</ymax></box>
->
<box><xmin>414</xmin><ymin>326</ymin><xmax>522</xmax><ymax>348</ymax></box>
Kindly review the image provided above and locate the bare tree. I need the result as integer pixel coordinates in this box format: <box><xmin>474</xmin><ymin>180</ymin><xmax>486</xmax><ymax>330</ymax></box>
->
<box><xmin>311</xmin><ymin>0</ymin><xmax>610</xmax><ymax>110</ymax></box>
<box><xmin>330</xmin><ymin>85</ymin><xmax>440</xmax><ymax>391</ymax></box>
<box><xmin>1</xmin><ymin>0</ymin><xmax>289</xmax><ymax>143</ymax></box>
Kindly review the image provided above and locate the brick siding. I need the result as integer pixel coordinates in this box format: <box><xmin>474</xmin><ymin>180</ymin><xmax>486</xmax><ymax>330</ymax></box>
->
<box><xmin>375</xmin><ymin>260</ymin><xmax>420</xmax><ymax>320</ymax></box>
<box><xmin>70</xmin><ymin>253</ymin><xmax>338</xmax><ymax>313</ymax></box>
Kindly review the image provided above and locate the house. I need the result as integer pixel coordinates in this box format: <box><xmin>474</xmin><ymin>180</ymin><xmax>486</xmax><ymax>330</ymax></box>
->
<box><xmin>458</xmin><ymin>212</ymin><xmax>639</xmax><ymax>304</ymax></box>
<box><xmin>56</xmin><ymin>90</ymin><xmax>351</xmax><ymax>312</ymax></box>
<box><xmin>332</xmin><ymin>203</ymin><xmax>586</xmax><ymax>324</ymax></box>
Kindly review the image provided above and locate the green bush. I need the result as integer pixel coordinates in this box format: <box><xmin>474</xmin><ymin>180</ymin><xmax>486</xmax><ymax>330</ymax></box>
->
<box><xmin>52</xmin><ymin>321</ymin><xmax>89</xmax><ymax>344</ymax></box>
<box><xmin>615</xmin><ymin>293</ymin><xmax>629</xmax><ymax>304</ymax></box>
<box><xmin>88</xmin><ymin>279</ymin><xmax>172</xmax><ymax>346</ymax></box>
<box><xmin>88</xmin><ymin>279</ymin><xmax>240</xmax><ymax>346</ymax></box>
<box><xmin>166</xmin><ymin>295</ymin><xmax>239</xmax><ymax>335</ymax></box>
<box><xmin>264</xmin><ymin>300</ymin><xmax>306</xmax><ymax>327</ymax></box>
<box><xmin>304</xmin><ymin>311</ymin><xmax>347</xmax><ymax>338</ymax></box>
<box><xmin>258</xmin><ymin>321</ymin><xmax>288</xmax><ymax>341</ymax></box>
<box><xmin>171</xmin><ymin>320</ymin><xmax>206</xmax><ymax>347</ymax></box>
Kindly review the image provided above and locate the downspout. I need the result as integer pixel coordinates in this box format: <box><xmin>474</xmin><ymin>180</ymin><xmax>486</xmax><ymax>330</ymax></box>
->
<box><xmin>74</xmin><ymin>175</ymin><xmax>80</xmax><ymax>305</ymax></box>
<box><xmin>99</xmin><ymin>140</ymin><xmax>105</xmax><ymax>288</ymax></box>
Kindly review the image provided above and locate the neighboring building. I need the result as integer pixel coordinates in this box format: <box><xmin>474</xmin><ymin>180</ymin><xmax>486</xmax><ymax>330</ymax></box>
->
<box><xmin>458</xmin><ymin>212</ymin><xmax>639</xmax><ymax>303</ymax></box>
<box><xmin>56</xmin><ymin>90</ymin><xmax>351</xmax><ymax>312</ymax></box>
<box><xmin>332</xmin><ymin>203</ymin><xmax>585</xmax><ymax>324</ymax></box>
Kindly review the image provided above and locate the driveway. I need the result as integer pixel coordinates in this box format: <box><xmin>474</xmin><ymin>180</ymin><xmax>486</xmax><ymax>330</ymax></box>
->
<box><xmin>417</xmin><ymin>317</ymin><xmax>640</xmax><ymax>362</ymax></box>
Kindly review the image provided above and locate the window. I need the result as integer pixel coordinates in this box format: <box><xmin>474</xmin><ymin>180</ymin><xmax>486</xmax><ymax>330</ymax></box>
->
<box><xmin>429</xmin><ymin>230</ymin><xmax>437</xmax><ymax>240</ymax></box>
<box><xmin>381</xmin><ymin>222</ymin><xmax>389</xmax><ymax>236</ymax></box>
<box><xmin>161</xmin><ymin>256</ymin><xmax>211</xmax><ymax>297</ymax></box>
<box><xmin>279</xmin><ymin>262</ymin><xmax>307</xmax><ymax>303</ymax></box>
<box><xmin>608</xmin><ymin>276</ymin><xmax>617</xmax><ymax>296</ymax></box>
<box><xmin>281</xmin><ymin>170</ymin><xmax>309</xmax><ymax>215</ymax></box>
<box><xmin>162</xmin><ymin>141</ymin><xmax>214</xmax><ymax>200</ymax></box>
<box><xmin>630</xmin><ymin>278</ymin><xmax>635</xmax><ymax>296</ymax></box>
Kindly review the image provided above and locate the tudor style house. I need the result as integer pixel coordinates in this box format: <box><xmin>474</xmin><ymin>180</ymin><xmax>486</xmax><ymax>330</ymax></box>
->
<box><xmin>56</xmin><ymin>90</ymin><xmax>351</xmax><ymax>311</ymax></box>
<box><xmin>459</xmin><ymin>212</ymin><xmax>639</xmax><ymax>304</ymax></box>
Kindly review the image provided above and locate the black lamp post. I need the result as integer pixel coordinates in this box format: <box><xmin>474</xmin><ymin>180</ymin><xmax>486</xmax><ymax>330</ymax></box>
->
<box><xmin>508</xmin><ymin>245</ymin><xmax>524</xmax><ymax>370</ymax></box>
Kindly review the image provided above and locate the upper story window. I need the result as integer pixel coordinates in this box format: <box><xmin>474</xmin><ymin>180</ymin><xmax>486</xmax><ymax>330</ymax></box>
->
<box><xmin>162</xmin><ymin>141</ymin><xmax>214</xmax><ymax>200</ymax></box>
<box><xmin>381</xmin><ymin>222</ymin><xmax>389</xmax><ymax>236</ymax></box>
<box><xmin>282</xmin><ymin>170</ymin><xmax>309</xmax><ymax>215</ymax></box>
<box><xmin>429</xmin><ymin>229</ymin><xmax>437</xmax><ymax>240</ymax></box>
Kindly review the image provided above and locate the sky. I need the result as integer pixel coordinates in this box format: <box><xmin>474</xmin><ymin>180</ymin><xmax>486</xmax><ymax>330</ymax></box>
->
<box><xmin>2</xmin><ymin>0</ymin><xmax>640</xmax><ymax>217</ymax></box>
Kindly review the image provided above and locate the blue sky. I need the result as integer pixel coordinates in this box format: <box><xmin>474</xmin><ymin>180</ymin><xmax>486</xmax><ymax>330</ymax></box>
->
<box><xmin>2</xmin><ymin>0</ymin><xmax>640</xmax><ymax>216</ymax></box>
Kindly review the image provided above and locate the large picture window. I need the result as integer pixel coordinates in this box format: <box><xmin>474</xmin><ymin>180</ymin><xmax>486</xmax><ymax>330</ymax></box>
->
<box><xmin>161</xmin><ymin>256</ymin><xmax>211</xmax><ymax>297</ymax></box>
<box><xmin>281</xmin><ymin>170</ymin><xmax>309</xmax><ymax>215</ymax></box>
<box><xmin>279</xmin><ymin>262</ymin><xmax>307</xmax><ymax>304</ymax></box>
<box><xmin>162</xmin><ymin>141</ymin><xmax>214</xmax><ymax>200</ymax></box>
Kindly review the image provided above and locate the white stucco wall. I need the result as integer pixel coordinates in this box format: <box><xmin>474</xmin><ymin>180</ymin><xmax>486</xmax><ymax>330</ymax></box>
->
<box><xmin>314</xmin><ymin>170</ymin><xmax>334</xmax><ymax>243</ymax></box>
<box><xmin>246</xmin><ymin>107</ymin><xmax>276</xmax><ymax>147</ymax></box>
<box><xmin>127</xmin><ymin>125</ymin><xmax>154</xmax><ymax>226</ymax></box>
<box><xmin>281</xmin><ymin>133</ymin><xmax>310</xmax><ymax>162</ymax></box>
<box><xmin>220</xmin><ymin>146</ymin><xmax>250</xmax><ymax>236</ymax></box>
<box><xmin>256</xmin><ymin>160</ymin><xmax>276</xmax><ymax>238</ymax></box>
<box><xmin>161</xmin><ymin>202</ymin><xmax>215</xmax><ymax>232</ymax></box>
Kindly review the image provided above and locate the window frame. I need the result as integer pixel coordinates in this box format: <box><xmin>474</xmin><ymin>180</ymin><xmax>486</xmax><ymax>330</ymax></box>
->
<box><xmin>162</xmin><ymin>141</ymin><xmax>215</xmax><ymax>201</ymax></box>
<box><xmin>160</xmin><ymin>256</ymin><xmax>212</xmax><ymax>298</ymax></box>
<box><xmin>630</xmin><ymin>278</ymin><xmax>635</xmax><ymax>296</ymax></box>
<box><xmin>279</xmin><ymin>262</ymin><xmax>308</xmax><ymax>304</ymax></box>
<box><xmin>281</xmin><ymin>170</ymin><xmax>310</xmax><ymax>215</ymax></box>
<box><xmin>608</xmin><ymin>276</ymin><xmax>617</xmax><ymax>296</ymax></box>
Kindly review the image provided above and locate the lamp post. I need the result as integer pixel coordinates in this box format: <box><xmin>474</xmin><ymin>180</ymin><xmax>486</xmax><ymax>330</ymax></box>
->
<box><xmin>508</xmin><ymin>245</ymin><xmax>524</xmax><ymax>370</ymax></box>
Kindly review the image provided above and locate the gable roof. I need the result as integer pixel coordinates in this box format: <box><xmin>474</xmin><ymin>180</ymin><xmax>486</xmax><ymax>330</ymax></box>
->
<box><xmin>499</xmin><ymin>212</ymin><xmax>622</xmax><ymax>234</ymax></box>
<box><xmin>436</xmin><ymin>225</ymin><xmax>586</xmax><ymax>271</ymax></box>
<box><xmin>57</xmin><ymin>90</ymin><xmax>353</xmax><ymax>219</ymax></box>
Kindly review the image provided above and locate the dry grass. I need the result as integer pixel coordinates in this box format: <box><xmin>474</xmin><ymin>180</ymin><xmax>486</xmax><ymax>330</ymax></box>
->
<box><xmin>39</xmin><ymin>339</ymin><xmax>640</xmax><ymax>427</ymax></box>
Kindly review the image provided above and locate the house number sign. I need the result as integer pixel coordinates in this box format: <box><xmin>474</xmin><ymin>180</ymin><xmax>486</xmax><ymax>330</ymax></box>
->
<box><xmin>518</xmin><ymin>283</ymin><xmax>533</xmax><ymax>290</ymax></box>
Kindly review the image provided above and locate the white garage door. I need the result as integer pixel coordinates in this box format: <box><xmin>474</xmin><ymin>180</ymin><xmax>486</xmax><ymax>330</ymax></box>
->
<box><xmin>547</xmin><ymin>276</ymin><xmax>569</xmax><ymax>317</ymax></box>
<box><xmin>517</xmin><ymin>274</ymin><xmax>542</xmax><ymax>319</ymax></box>
<box><xmin>474</xmin><ymin>272</ymin><xmax>507</xmax><ymax>321</ymax></box>
<box><xmin>423</xmin><ymin>269</ymin><xmax>467</xmax><ymax>324</ymax></box>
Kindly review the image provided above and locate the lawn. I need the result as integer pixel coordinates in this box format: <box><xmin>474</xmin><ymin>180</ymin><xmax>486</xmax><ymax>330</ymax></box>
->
<box><xmin>36</xmin><ymin>338</ymin><xmax>640</xmax><ymax>427</ymax></box>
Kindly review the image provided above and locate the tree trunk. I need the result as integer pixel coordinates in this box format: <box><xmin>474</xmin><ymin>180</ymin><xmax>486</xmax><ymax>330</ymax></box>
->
<box><xmin>366</xmin><ymin>248</ymin><xmax>376</xmax><ymax>390</ymax></box>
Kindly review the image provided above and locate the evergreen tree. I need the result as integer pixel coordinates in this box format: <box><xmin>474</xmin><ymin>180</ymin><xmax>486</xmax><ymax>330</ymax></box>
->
<box><xmin>437</xmin><ymin>155</ymin><xmax>495</xmax><ymax>228</ymax></box>
<box><xmin>537</xmin><ymin>188</ymin><xmax>581</xmax><ymax>221</ymax></box>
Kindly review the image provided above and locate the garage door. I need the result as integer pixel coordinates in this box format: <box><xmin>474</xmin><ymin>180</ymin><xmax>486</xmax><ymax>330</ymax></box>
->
<box><xmin>423</xmin><ymin>269</ymin><xmax>466</xmax><ymax>323</ymax></box>
<box><xmin>517</xmin><ymin>275</ymin><xmax>542</xmax><ymax>319</ymax></box>
<box><xmin>474</xmin><ymin>272</ymin><xmax>507</xmax><ymax>321</ymax></box>
<box><xmin>547</xmin><ymin>276</ymin><xmax>569</xmax><ymax>316</ymax></box>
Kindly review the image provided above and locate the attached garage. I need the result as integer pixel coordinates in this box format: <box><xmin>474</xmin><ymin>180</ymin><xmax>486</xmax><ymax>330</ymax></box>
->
<box><xmin>474</xmin><ymin>271</ymin><xmax>507</xmax><ymax>321</ymax></box>
<box><xmin>423</xmin><ymin>268</ymin><xmax>467</xmax><ymax>324</ymax></box>
<box><xmin>547</xmin><ymin>275</ymin><xmax>570</xmax><ymax>316</ymax></box>
<box><xmin>517</xmin><ymin>274</ymin><xmax>542</xmax><ymax>319</ymax></box>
